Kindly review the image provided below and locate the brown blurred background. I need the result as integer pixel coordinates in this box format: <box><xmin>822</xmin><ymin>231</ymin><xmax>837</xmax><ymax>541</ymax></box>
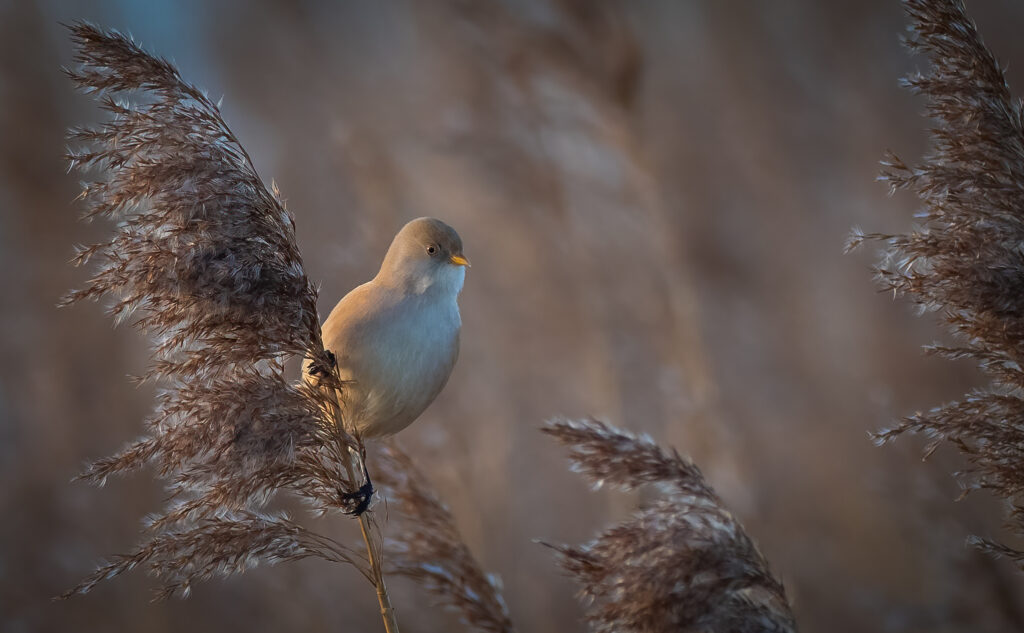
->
<box><xmin>4</xmin><ymin>1</ymin><xmax>1024</xmax><ymax>631</ymax></box>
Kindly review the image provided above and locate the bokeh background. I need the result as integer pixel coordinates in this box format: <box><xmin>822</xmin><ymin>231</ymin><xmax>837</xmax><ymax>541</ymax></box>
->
<box><xmin>5</xmin><ymin>1</ymin><xmax>1024</xmax><ymax>631</ymax></box>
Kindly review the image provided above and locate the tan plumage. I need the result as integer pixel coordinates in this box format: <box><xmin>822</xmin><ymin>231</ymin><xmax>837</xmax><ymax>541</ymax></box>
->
<box><xmin>305</xmin><ymin>217</ymin><xmax>469</xmax><ymax>438</ymax></box>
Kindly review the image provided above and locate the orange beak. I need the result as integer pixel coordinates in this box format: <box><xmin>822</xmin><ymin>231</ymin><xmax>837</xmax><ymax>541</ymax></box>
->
<box><xmin>449</xmin><ymin>254</ymin><xmax>471</xmax><ymax>268</ymax></box>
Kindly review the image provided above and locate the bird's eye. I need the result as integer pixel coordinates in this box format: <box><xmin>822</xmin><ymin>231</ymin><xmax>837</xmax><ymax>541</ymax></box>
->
<box><xmin>426</xmin><ymin>245</ymin><xmax>437</xmax><ymax>255</ymax></box>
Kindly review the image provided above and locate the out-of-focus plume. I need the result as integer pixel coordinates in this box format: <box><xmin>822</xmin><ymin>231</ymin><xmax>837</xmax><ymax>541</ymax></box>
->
<box><xmin>542</xmin><ymin>419</ymin><xmax>796</xmax><ymax>633</ymax></box>
<box><xmin>372</xmin><ymin>443</ymin><xmax>516</xmax><ymax>633</ymax></box>
<box><xmin>851</xmin><ymin>0</ymin><xmax>1024</xmax><ymax>567</ymax></box>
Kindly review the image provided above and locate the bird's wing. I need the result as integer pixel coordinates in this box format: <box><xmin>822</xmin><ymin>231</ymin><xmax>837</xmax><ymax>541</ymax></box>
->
<box><xmin>317</xmin><ymin>282</ymin><xmax>393</xmax><ymax>371</ymax></box>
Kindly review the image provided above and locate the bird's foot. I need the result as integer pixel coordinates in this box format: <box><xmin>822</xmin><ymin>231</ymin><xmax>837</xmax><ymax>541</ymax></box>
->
<box><xmin>339</xmin><ymin>479</ymin><xmax>374</xmax><ymax>516</ymax></box>
<box><xmin>308</xmin><ymin>349</ymin><xmax>337</xmax><ymax>379</ymax></box>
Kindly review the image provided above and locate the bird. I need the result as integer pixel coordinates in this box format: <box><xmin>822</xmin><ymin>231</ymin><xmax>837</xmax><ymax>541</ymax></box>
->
<box><xmin>304</xmin><ymin>217</ymin><xmax>469</xmax><ymax>441</ymax></box>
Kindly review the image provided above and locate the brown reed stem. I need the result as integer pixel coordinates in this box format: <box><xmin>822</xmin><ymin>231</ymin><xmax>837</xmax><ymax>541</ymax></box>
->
<box><xmin>345</xmin><ymin>449</ymin><xmax>399</xmax><ymax>633</ymax></box>
<box><xmin>322</xmin><ymin>380</ymin><xmax>400</xmax><ymax>633</ymax></box>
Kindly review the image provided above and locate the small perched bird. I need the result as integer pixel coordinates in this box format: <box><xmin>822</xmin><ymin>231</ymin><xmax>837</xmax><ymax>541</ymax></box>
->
<box><xmin>305</xmin><ymin>217</ymin><xmax>469</xmax><ymax>439</ymax></box>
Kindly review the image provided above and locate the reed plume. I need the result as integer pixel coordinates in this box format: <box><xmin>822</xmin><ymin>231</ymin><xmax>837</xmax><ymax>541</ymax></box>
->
<box><xmin>60</xmin><ymin>22</ymin><xmax>403</xmax><ymax>628</ymax></box>
<box><xmin>542</xmin><ymin>418</ymin><xmax>796</xmax><ymax>633</ymax></box>
<box><xmin>850</xmin><ymin>0</ymin><xmax>1024</xmax><ymax>566</ymax></box>
<box><xmin>372</xmin><ymin>443</ymin><xmax>515</xmax><ymax>633</ymax></box>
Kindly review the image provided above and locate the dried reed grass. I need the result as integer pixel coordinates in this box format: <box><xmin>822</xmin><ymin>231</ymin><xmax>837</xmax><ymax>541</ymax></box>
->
<box><xmin>372</xmin><ymin>443</ymin><xmax>515</xmax><ymax>633</ymax></box>
<box><xmin>542</xmin><ymin>418</ymin><xmax>796</xmax><ymax>633</ymax></box>
<box><xmin>59</xmin><ymin>22</ymin><xmax>402</xmax><ymax>631</ymax></box>
<box><xmin>851</xmin><ymin>0</ymin><xmax>1024</xmax><ymax>567</ymax></box>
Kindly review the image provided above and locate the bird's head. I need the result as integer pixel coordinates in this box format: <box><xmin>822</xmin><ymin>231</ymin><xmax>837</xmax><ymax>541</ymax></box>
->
<box><xmin>377</xmin><ymin>217</ymin><xmax>470</xmax><ymax>296</ymax></box>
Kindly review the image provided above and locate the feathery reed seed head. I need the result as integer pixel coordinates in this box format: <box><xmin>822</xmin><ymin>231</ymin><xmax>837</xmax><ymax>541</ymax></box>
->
<box><xmin>858</xmin><ymin>0</ymin><xmax>1024</xmax><ymax>567</ymax></box>
<box><xmin>372</xmin><ymin>443</ymin><xmax>515</xmax><ymax>633</ymax></box>
<box><xmin>542</xmin><ymin>419</ymin><xmax>796</xmax><ymax>633</ymax></box>
<box><xmin>62</xmin><ymin>22</ymin><xmax>368</xmax><ymax>598</ymax></box>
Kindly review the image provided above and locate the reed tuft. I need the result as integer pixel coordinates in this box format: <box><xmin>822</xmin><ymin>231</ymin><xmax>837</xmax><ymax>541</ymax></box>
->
<box><xmin>372</xmin><ymin>444</ymin><xmax>516</xmax><ymax>633</ymax></box>
<box><xmin>542</xmin><ymin>418</ymin><xmax>797</xmax><ymax>633</ymax></box>
<box><xmin>854</xmin><ymin>0</ymin><xmax>1024</xmax><ymax>567</ymax></box>
<box><xmin>61</xmin><ymin>20</ymin><xmax>376</xmax><ymax>602</ymax></box>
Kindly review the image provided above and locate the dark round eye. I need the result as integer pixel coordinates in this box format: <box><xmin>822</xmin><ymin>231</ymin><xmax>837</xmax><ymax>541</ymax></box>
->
<box><xmin>426</xmin><ymin>245</ymin><xmax>437</xmax><ymax>255</ymax></box>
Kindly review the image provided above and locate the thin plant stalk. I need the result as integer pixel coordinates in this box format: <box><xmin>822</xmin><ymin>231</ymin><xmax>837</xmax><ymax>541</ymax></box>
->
<box><xmin>321</xmin><ymin>377</ymin><xmax>400</xmax><ymax>633</ymax></box>
<box><xmin>356</xmin><ymin>477</ymin><xmax>399</xmax><ymax>633</ymax></box>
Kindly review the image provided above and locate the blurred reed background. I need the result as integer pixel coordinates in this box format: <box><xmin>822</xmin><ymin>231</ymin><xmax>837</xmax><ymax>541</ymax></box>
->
<box><xmin>4</xmin><ymin>1</ymin><xmax>1024</xmax><ymax>632</ymax></box>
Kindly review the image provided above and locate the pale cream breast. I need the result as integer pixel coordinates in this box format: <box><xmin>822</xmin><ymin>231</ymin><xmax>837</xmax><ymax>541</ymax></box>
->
<box><xmin>309</xmin><ymin>280</ymin><xmax>461</xmax><ymax>438</ymax></box>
